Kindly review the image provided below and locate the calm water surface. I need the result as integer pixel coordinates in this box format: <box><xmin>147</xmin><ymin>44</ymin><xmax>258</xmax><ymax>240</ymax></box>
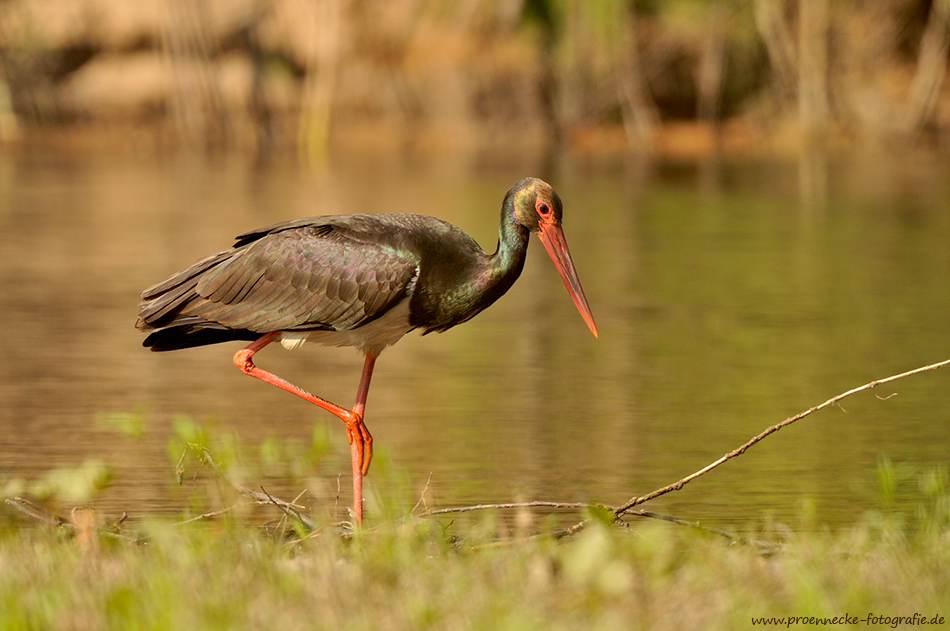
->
<box><xmin>1</xmin><ymin>148</ymin><xmax>949</xmax><ymax>532</ymax></box>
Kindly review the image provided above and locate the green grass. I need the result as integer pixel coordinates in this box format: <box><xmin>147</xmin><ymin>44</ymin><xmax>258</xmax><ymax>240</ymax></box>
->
<box><xmin>2</xmin><ymin>480</ymin><xmax>949</xmax><ymax>631</ymax></box>
<box><xmin>3</xmin><ymin>420</ymin><xmax>949</xmax><ymax>629</ymax></box>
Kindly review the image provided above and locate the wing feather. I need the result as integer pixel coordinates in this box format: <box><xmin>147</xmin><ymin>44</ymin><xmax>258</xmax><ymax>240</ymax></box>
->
<box><xmin>139</xmin><ymin>218</ymin><xmax>420</xmax><ymax>337</ymax></box>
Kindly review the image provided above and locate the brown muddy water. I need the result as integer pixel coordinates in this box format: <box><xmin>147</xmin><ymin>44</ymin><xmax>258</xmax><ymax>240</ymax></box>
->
<box><xmin>2</xmin><ymin>147</ymin><xmax>949</xmax><ymax>532</ymax></box>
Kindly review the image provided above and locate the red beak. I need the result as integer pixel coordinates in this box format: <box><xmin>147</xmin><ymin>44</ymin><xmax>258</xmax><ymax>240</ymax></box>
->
<box><xmin>537</xmin><ymin>222</ymin><xmax>598</xmax><ymax>337</ymax></box>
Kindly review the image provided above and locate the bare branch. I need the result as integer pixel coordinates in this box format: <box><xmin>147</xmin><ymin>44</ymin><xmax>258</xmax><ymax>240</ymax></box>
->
<box><xmin>614</xmin><ymin>358</ymin><xmax>950</xmax><ymax>516</ymax></box>
<box><xmin>259</xmin><ymin>486</ymin><xmax>314</xmax><ymax>532</ymax></box>
<box><xmin>179</xmin><ymin>443</ymin><xmax>314</xmax><ymax>531</ymax></box>
<box><xmin>6</xmin><ymin>498</ymin><xmax>144</xmax><ymax>544</ymax></box>
<box><xmin>176</xmin><ymin>506</ymin><xmax>237</xmax><ymax>525</ymax></box>
<box><xmin>418</xmin><ymin>501</ymin><xmax>594</xmax><ymax>517</ymax></box>
<box><xmin>4</xmin><ymin>498</ymin><xmax>71</xmax><ymax>528</ymax></box>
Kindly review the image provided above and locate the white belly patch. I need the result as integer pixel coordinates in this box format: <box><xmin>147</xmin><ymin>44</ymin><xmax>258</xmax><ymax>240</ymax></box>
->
<box><xmin>279</xmin><ymin>298</ymin><xmax>414</xmax><ymax>355</ymax></box>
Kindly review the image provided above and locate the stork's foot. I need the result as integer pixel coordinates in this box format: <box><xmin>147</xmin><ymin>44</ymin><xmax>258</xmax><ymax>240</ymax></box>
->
<box><xmin>341</xmin><ymin>410</ymin><xmax>373</xmax><ymax>476</ymax></box>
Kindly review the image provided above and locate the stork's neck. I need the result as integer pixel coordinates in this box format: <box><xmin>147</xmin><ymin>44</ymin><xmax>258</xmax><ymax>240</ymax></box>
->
<box><xmin>409</xmin><ymin>197</ymin><xmax>531</xmax><ymax>333</ymax></box>
<box><xmin>485</xmin><ymin>195</ymin><xmax>531</xmax><ymax>289</ymax></box>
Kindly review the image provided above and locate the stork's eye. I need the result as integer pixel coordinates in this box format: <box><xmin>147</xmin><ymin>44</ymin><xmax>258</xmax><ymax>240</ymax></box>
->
<box><xmin>537</xmin><ymin>201</ymin><xmax>551</xmax><ymax>216</ymax></box>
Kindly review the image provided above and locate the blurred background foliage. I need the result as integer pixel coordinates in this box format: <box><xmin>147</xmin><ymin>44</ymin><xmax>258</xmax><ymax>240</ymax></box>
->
<box><xmin>1</xmin><ymin>0</ymin><xmax>949</xmax><ymax>160</ymax></box>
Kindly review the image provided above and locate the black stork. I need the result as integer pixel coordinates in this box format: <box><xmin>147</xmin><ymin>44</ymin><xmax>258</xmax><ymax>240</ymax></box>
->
<box><xmin>137</xmin><ymin>177</ymin><xmax>597</xmax><ymax>524</ymax></box>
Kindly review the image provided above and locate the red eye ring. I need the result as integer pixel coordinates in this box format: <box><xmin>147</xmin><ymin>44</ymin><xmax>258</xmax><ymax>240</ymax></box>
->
<box><xmin>536</xmin><ymin>200</ymin><xmax>551</xmax><ymax>216</ymax></box>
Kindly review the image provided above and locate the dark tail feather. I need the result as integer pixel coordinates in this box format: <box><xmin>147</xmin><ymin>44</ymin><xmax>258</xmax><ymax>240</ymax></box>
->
<box><xmin>136</xmin><ymin>250</ymin><xmax>233</xmax><ymax>331</ymax></box>
<box><xmin>144</xmin><ymin>325</ymin><xmax>260</xmax><ymax>352</ymax></box>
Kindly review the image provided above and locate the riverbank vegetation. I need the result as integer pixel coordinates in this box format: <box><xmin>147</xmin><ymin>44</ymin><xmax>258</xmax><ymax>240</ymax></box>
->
<box><xmin>2</xmin><ymin>0</ymin><xmax>950</xmax><ymax>158</ymax></box>
<box><xmin>2</xmin><ymin>456</ymin><xmax>949</xmax><ymax>630</ymax></box>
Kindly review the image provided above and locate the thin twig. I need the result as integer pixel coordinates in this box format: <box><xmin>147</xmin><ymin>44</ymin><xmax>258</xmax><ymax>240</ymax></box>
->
<box><xmin>333</xmin><ymin>473</ymin><xmax>341</xmax><ymax>517</ymax></box>
<box><xmin>259</xmin><ymin>486</ymin><xmax>314</xmax><ymax>532</ymax></box>
<box><xmin>411</xmin><ymin>473</ymin><xmax>434</xmax><ymax>515</ymax></box>
<box><xmin>6</xmin><ymin>498</ymin><xmax>145</xmax><ymax>544</ymax></box>
<box><xmin>180</xmin><ymin>443</ymin><xmax>314</xmax><ymax>531</ymax></box>
<box><xmin>176</xmin><ymin>506</ymin><xmax>237</xmax><ymax>525</ymax></box>
<box><xmin>624</xmin><ymin>509</ymin><xmax>778</xmax><ymax>550</ymax></box>
<box><xmin>614</xmin><ymin>357</ymin><xmax>950</xmax><ymax>516</ymax></box>
<box><xmin>176</xmin><ymin>448</ymin><xmax>187</xmax><ymax>485</ymax></box>
<box><xmin>4</xmin><ymin>498</ymin><xmax>71</xmax><ymax>528</ymax></box>
<box><xmin>271</xmin><ymin>488</ymin><xmax>312</xmax><ymax>537</ymax></box>
<box><xmin>418</xmin><ymin>501</ymin><xmax>594</xmax><ymax>517</ymax></box>
<box><xmin>112</xmin><ymin>512</ymin><xmax>129</xmax><ymax>529</ymax></box>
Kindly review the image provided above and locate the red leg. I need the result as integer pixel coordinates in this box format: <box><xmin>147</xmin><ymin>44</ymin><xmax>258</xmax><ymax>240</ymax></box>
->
<box><xmin>348</xmin><ymin>352</ymin><xmax>377</xmax><ymax>523</ymax></box>
<box><xmin>232</xmin><ymin>332</ymin><xmax>376</xmax><ymax>523</ymax></box>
